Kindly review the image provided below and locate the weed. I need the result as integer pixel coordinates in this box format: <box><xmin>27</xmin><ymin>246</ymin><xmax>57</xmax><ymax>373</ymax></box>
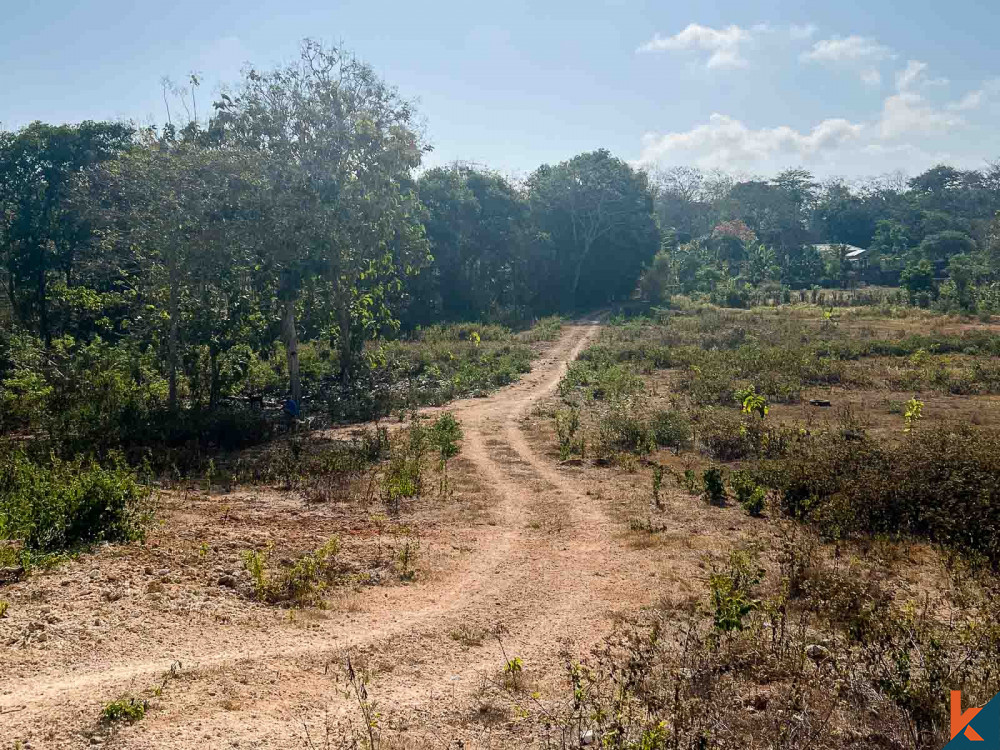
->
<box><xmin>450</xmin><ymin>624</ymin><xmax>485</xmax><ymax>646</ymax></box>
<box><xmin>101</xmin><ymin>695</ymin><xmax>148</xmax><ymax>725</ymax></box>
<box><xmin>651</xmin><ymin>464</ymin><xmax>664</xmax><ymax>510</ymax></box>
<box><xmin>0</xmin><ymin>600</ymin><xmax>8</xmax><ymax>617</ymax></box>
<box><xmin>242</xmin><ymin>536</ymin><xmax>341</xmax><ymax>606</ymax></box>
<box><xmin>428</xmin><ymin>412</ymin><xmax>462</xmax><ymax>496</ymax></box>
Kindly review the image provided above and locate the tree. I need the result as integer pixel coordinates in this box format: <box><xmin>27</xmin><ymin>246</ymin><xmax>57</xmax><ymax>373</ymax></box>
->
<box><xmin>213</xmin><ymin>40</ymin><xmax>430</xmax><ymax>394</ymax></box>
<box><xmin>87</xmin><ymin>129</ymin><xmax>260</xmax><ymax>409</ymax></box>
<box><xmin>415</xmin><ymin>165</ymin><xmax>528</xmax><ymax>324</ymax></box>
<box><xmin>0</xmin><ymin>121</ymin><xmax>133</xmax><ymax>343</ymax></box>
<box><xmin>919</xmin><ymin>231</ymin><xmax>976</xmax><ymax>263</ymax></box>
<box><xmin>527</xmin><ymin>150</ymin><xmax>658</xmax><ymax>310</ymax></box>
<box><xmin>901</xmin><ymin>259</ymin><xmax>935</xmax><ymax>297</ymax></box>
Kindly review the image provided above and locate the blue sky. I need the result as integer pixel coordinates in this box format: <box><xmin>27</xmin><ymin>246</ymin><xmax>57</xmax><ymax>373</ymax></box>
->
<box><xmin>2</xmin><ymin>0</ymin><xmax>998</xmax><ymax>180</ymax></box>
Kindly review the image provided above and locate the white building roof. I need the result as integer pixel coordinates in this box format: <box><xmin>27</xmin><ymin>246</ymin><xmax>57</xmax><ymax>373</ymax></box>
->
<box><xmin>813</xmin><ymin>243</ymin><xmax>869</xmax><ymax>259</ymax></box>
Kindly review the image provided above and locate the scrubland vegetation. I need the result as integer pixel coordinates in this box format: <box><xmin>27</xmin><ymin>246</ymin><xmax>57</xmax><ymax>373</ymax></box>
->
<box><xmin>540</xmin><ymin>302</ymin><xmax>1000</xmax><ymax>748</ymax></box>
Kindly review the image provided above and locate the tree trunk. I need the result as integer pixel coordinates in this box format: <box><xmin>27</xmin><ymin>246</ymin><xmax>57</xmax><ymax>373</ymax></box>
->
<box><xmin>283</xmin><ymin>297</ymin><xmax>301</xmax><ymax>405</ymax></box>
<box><xmin>167</xmin><ymin>276</ymin><xmax>179</xmax><ymax>410</ymax></box>
<box><xmin>337</xmin><ymin>293</ymin><xmax>351</xmax><ymax>389</ymax></box>
<box><xmin>37</xmin><ymin>263</ymin><xmax>50</xmax><ymax>346</ymax></box>
<box><xmin>568</xmin><ymin>238</ymin><xmax>593</xmax><ymax>312</ymax></box>
<box><xmin>209</xmin><ymin>347</ymin><xmax>220</xmax><ymax>410</ymax></box>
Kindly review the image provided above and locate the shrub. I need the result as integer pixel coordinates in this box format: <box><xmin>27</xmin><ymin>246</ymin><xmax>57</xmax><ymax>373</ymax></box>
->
<box><xmin>731</xmin><ymin>468</ymin><xmax>766</xmax><ymax>516</ymax></box>
<box><xmin>765</xmin><ymin>428</ymin><xmax>1000</xmax><ymax>566</ymax></box>
<box><xmin>101</xmin><ymin>695</ymin><xmax>148</xmax><ymax>724</ymax></box>
<box><xmin>429</xmin><ymin>412</ymin><xmax>462</xmax><ymax>496</ymax></box>
<box><xmin>242</xmin><ymin>536</ymin><xmax>341</xmax><ymax>607</ymax></box>
<box><xmin>551</xmin><ymin>540</ymin><xmax>1000</xmax><ymax>750</ymax></box>
<box><xmin>0</xmin><ymin>448</ymin><xmax>152</xmax><ymax>552</ymax></box>
<box><xmin>709</xmin><ymin>548</ymin><xmax>764</xmax><ymax>633</ymax></box>
<box><xmin>597</xmin><ymin>402</ymin><xmax>653</xmax><ymax>456</ymax></box>
<box><xmin>697</xmin><ymin>410</ymin><xmax>790</xmax><ymax>461</ymax></box>
<box><xmin>555</xmin><ymin>407</ymin><xmax>583</xmax><ymax>459</ymax></box>
<box><xmin>648</xmin><ymin>409</ymin><xmax>691</xmax><ymax>452</ymax></box>
<box><xmin>702</xmin><ymin>467</ymin><xmax>726</xmax><ymax>506</ymax></box>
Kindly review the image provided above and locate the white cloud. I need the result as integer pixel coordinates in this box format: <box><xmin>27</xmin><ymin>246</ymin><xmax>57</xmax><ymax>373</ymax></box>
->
<box><xmin>637</xmin><ymin>23</ymin><xmax>753</xmax><ymax>69</ymax></box>
<box><xmin>801</xmin><ymin>35</ymin><xmax>894</xmax><ymax>84</ymax></box>
<box><xmin>637</xmin><ymin>22</ymin><xmax>825</xmax><ymax>70</ymax></box>
<box><xmin>948</xmin><ymin>90</ymin><xmax>984</xmax><ymax>111</ymax></box>
<box><xmin>946</xmin><ymin>79</ymin><xmax>1000</xmax><ymax>111</ymax></box>
<box><xmin>861</xmin><ymin>68</ymin><xmax>881</xmax><ymax>87</ymax></box>
<box><xmin>874</xmin><ymin>60</ymin><xmax>966</xmax><ymax>139</ymax></box>
<box><xmin>802</xmin><ymin>35</ymin><xmax>893</xmax><ymax>64</ymax></box>
<box><xmin>878</xmin><ymin>91</ymin><xmax>962</xmax><ymax>139</ymax></box>
<box><xmin>639</xmin><ymin>113</ymin><xmax>863</xmax><ymax>169</ymax></box>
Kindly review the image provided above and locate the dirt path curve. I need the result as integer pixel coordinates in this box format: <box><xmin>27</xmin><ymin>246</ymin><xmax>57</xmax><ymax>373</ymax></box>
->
<box><xmin>3</xmin><ymin>320</ymin><xmax>661</xmax><ymax>749</ymax></box>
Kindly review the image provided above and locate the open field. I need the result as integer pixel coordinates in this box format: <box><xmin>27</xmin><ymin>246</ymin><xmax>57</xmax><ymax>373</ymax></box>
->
<box><xmin>2</xmin><ymin>307</ymin><xmax>1000</xmax><ymax>749</ymax></box>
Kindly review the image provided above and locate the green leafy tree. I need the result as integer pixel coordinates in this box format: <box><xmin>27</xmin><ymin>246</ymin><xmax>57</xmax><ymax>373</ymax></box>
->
<box><xmin>213</xmin><ymin>39</ymin><xmax>431</xmax><ymax>393</ymax></box>
<box><xmin>0</xmin><ymin>121</ymin><xmax>133</xmax><ymax>343</ymax></box>
<box><xmin>527</xmin><ymin>149</ymin><xmax>658</xmax><ymax>310</ymax></box>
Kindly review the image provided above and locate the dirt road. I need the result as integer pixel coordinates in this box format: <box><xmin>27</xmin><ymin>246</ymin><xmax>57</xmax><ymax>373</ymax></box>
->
<box><xmin>2</xmin><ymin>320</ymin><xmax>677</xmax><ymax>749</ymax></box>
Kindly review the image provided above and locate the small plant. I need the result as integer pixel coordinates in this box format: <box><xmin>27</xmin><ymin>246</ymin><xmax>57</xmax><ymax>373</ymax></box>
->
<box><xmin>709</xmin><ymin>548</ymin><xmax>764</xmax><ymax>634</ymax></box>
<box><xmin>555</xmin><ymin>407</ymin><xmax>582</xmax><ymax>459</ymax></box>
<box><xmin>735</xmin><ymin>384</ymin><xmax>768</xmax><ymax>419</ymax></box>
<box><xmin>101</xmin><ymin>695</ymin><xmax>148</xmax><ymax>724</ymax></box>
<box><xmin>396</xmin><ymin>533</ymin><xmax>419</xmax><ymax>581</ymax></box>
<box><xmin>0</xmin><ymin>600</ymin><xmax>8</xmax><ymax>618</ymax></box>
<box><xmin>504</xmin><ymin>656</ymin><xmax>524</xmax><ymax>678</ymax></box>
<box><xmin>205</xmin><ymin>458</ymin><xmax>215</xmax><ymax>494</ymax></box>
<box><xmin>342</xmin><ymin>657</ymin><xmax>381</xmax><ymax>750</ymax></box>
<box><xmin>903</xmin><ymin>396</ymin><xmax>924</xmax><ymax>432</ymax></box>
<box><xmin>730</xmin><ymin>469</ymin><xmax>765</xmax><ymax>517</ymax></box>
<box><xmin>429</xmin><ymin>412</ymin><xmax>462</xmax><ymax>496</ymax></box>
<box><xmin>702</xmin><ymin>467</ymin><xmax>726</xmax><ymax>506</ymax></box>
<box><xmin>679</xmin><ymin>468</ymin><xmax>700</xmax><ymax>495</ymax></box>
<box><xmin>241</xmin><ymin>536</ymin><xmax>341</xmax><ymax>606</ymax></box>
<box><xmin>651</xmin><ymin>464</ymin><xmax>664</xmax><ymax>510</ymax></box>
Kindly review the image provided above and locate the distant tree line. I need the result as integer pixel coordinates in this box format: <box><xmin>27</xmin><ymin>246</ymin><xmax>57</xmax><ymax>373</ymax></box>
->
<box><xmin>3</xmin><ymin>39</ymin><xmax>1000</xmax><ymax>442</ymax></box>
<box><xmin>0</xmin><ymin>40</ymin><xmax>657</xmax><ymax>440</ymax></box>
<box><xmin>642</xmin><ymin>164</ymin><xmax>1000</xmax><ymax>312</ymax></box>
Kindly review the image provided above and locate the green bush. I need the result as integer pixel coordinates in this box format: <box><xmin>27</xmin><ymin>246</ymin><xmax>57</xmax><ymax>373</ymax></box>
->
<box><xmin>731</xmin><ymin>469</ymin><xmax>766</xmax><ymax>516</ymax></box>
<box><xmin>648</xmin><ymin>408</ymin><xmax>691</xmax><ymax>452</ymax></box>
<box><xmin>764</xmin><ymin>427</ymin><xmax>1000</xmax><ymax>566</ymax></box>
<box><xmin>598</xmin><ymin>403</ymin><xmax>653</xmax><ymax>456</ymax></box>
<box><xmin>243</xmin><ymin>536</ymin><xmax>341</xmax><ymax>606</ymax></box>
<box><xmin>0</xmin><ymin>448</ymin><xmax>152</xmax><ymax>552</ymax></box>
<box><xmin>101</xmin><ymin>695</ymin><xmax>148</xmax><ymax>724</ymax></box>
<box><xmin>702</xmin><ymin>467</ymin><xmax>727</xmax><ymax>506</ymax></box>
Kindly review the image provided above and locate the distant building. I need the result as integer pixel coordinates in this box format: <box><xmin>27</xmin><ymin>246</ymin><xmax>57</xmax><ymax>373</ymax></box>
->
<box><xmin>813</xmin><ymin>243</ymin><xmax>869</xmax><ymax>261</ymax></box>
